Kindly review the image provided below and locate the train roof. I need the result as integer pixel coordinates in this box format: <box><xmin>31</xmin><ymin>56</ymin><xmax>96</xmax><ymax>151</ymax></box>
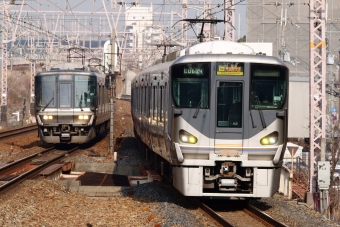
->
<box><xmin>137</xmin><ymin>53</ymin><xmax>286</xmax><ymax>76</ymax></box>
<box><xmin>136</xmin><ymin>61</ymin><xmax>173</xmax><ymax>75</ymax></box>
<box><xmin>35</xmin><ymin>63</ymin><xmax>106</xmax><ymax>78</ymax></box>
<box><xmin>133</xmin><ymin>40</ymin><xmax>287</xmax><ymax>83</ymax></box>
<box><xmin>183</xmin><ymin>40</ymin><xmax>255</xmax><ymax>55</ymax></box>
<box><xmin>173</xmin><ymin>53</ymin><xmax>287</xmax><ymax>66</ymax></box>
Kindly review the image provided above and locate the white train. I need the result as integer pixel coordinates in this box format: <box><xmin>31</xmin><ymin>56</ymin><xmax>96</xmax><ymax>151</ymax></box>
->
<box><xmin>34</xmin><ymin>63</ymin><xmax>110</xmax><ymax>144</ymax></box>
<box><xmin>131</xmin><ymin>40</ymin><xmax>289</xmax><ymax>199</ymax></box>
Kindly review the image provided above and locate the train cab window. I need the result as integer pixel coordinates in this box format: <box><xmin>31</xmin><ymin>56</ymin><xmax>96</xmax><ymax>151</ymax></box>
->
<box><xmin>171</xmin><ymin>63</ymin><xmax>210</xmax><ymax>108</ymax></box>
<box><xmin>35</xmin><ymin>75</ymin><xmax>56</xmax><ymax>107</ymax></box>
<box><xmin>75</xmin><ymin>75</ymin><xmax>96</xmax><ymax>108</ymax></box>
<box><xmin>250</xmin><ymin>64</ymin><xmax>287</xmax><ymax>110</ymax></box>
<box><xmin>217</xmin><ymin>82</ymin><xmax>243</xmax><ymax>127</ymax></box>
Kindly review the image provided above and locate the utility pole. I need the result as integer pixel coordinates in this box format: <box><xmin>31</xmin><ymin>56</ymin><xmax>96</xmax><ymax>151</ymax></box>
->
<box><xmin>109</xmin><ymin>30</ymin><xmax>117</xmax><ymax>161</ymax></box>
<box><xmin>224</xmin><ymin>0</ymin><xmax>235</xmax><ymax>41</ymax></box>
<box><xmin>1</xmin><ymin>5</ymin><xmax>9</xmax><ymax>127</ymax></box>
<box><xmin>308</xmin><ymin>0</ymin><xmax>330</xmax><ymax>213</ymax></box>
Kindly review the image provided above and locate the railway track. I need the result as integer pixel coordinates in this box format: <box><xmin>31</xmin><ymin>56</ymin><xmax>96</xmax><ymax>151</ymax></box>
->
<box><xmin>0</xmin><ymin>146</ymin><xmax>78</xmax><ymax>193</ymax></box>
<box><xmin>194</xmin><ymin>199</ymin><xmax>288</xmax><ymax>227</ymax></box>
<box><xmin>0</xmin><ymin>124</ymin><xmax>37</xmax><ymax>139</ymax></box>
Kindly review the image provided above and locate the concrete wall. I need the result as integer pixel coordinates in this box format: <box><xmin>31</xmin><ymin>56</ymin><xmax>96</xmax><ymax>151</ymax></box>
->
<box><xmin>279</xmin><ymin>166</ymin><xmax>290</xmax><ymax>196</ymax></box>
<box><xmin>288</xmin><ymin>78</ymin><xmax>309</xmax><ymax>138</ymax></box>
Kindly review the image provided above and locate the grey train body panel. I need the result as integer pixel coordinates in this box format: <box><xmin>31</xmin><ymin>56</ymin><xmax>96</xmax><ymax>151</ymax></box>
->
<box><xmin>34</xmin><ymin>65</ymin><xmax>110</xmax><ymax>144</ymax></box>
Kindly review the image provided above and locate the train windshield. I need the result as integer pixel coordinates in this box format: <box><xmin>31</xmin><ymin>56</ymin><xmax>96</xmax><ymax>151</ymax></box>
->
<box><xmin>250</xmin><ymin>64</ymin><xmax>287</xmax><ymax>110</ymax></box>
<box><xmin>171</xmin><ymin>63</ymin><xmax>210</xmax><ymax>108</ymax></box>
<box><xmin>75</xmin><ymin>75</ymin><xmax>97</xmax><ymax>108</ymax></box>
<box><xmin>35</xmin><ymin>75</ymin><xmax>56</xmax><ymax>107</ymax></box>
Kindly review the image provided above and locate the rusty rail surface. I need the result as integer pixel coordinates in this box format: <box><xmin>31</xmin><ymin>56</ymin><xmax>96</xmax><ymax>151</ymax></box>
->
<box><xmin>0</xmin><ymin>146</ymin><xmax>78</xmax><ymax>193</ymax></box>
<box><xmin>192</xmin><ymin>199</ymin><xmax>288</xmax><ymax>227</ymax></box>
<box><xmin>0</xmin><ymin>124</ymin><xmax>37</xmax><ymax>139</ymax></box>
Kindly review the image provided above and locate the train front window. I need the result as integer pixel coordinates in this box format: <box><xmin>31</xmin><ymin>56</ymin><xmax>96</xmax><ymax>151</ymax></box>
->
<box><xmin>35</xmin><ymin>76</ymin><xmax>56</xmax><ymax>107</ymax></box>
<box><xmin>217</xmin><ymin>82</ymin><xmax>243</xmax><ymax>127</ymax></box>
<box><xmin>75</xmin><ymin>76</ymin><xmax>97</xmax><ymax>108</ymax></box>
<box><xmin>171</xmin><ymin>63</ymin><xmax>210</xmax><ymax>108</ymax></box>
<box><xmin>250</xmin><ymin>64</ymin><xmax>287</xmax><ymax>110</ymax></box>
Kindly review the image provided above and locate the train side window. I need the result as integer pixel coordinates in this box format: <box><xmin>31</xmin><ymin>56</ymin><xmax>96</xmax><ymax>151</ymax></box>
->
<box><xmin>133</xmin><ymin>86</ymin><xmax>136</xmax><ymax>111</ymax></box>
<box><xmin>143</xmin><ymin>86</ymin><xmax>146</xmax><ymax>114</ymax></box>
<box><xmin>153</xmin><ymin>86</ymin><xmax>156</xmax><ymax>119</ymax></box>
<box><xmin>139</xmin><ymin>86</ymin><xmax>142</xmax><ymax>114</ymax></box>
<box><xmin>136</xmin><ymin>86</ymin><xmax>138</xmax><ymax>112</ymax></box>
<box><xmin>101</xmin><ymin>84</ymin><xmax>103</xmax><ymax>105</ymax></box>
<box><xmin>164</xmin><ymin>82</ymin><xmax>167</xmax><ymax>122</ymax></box>
<box><xmin>147</xmin><ymin>85</ymin><xmax>151</xmax><ymax>118</ymax></box>
<box><xmin>102</xmin><ymin>84</ymin><xmax>104</xmax><ymax>105</ymax></box>
<box><xmin>99</xmin><ymin>85</ymin><xmax>102</xmax><ymax>105</ymax></box>
<box><xmin>141</xmin><ymin>87</ymin><xmax>143</xmax><ymax>114</ymax></box>
<box><xmin>160</xmin><ymin>86</ymin><xmax>163</xmax><ymax>122</ymax></box>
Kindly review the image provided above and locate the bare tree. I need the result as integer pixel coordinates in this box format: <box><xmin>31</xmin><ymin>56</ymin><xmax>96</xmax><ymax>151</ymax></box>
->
<box><xmin>326</xmin><ymin>114</ymin><xmax>340</xmax><ymax>221</ymax></box>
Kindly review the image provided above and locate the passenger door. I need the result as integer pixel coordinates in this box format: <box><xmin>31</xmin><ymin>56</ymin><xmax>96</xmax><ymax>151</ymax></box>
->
<box><xmin>58</xmin><ymin>82</ymin><xmax>73</xmax><ymax>123</ymax></box>
<box><xmin>214</xmin><ymin>81</ymin><xmax>244</xmax><ymax>155</ymax></box>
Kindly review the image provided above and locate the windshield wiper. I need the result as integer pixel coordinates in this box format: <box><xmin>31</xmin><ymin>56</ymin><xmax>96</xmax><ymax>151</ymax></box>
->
<box><xmin>249</xmin><ymin>110</ymin><xmax>257</xmax><ymax>128</ymax></box>
<box><xmin>255</xmin><ymin>96</ymin><xmax>267</xmax><ymax>129</ymax></box>
<box><xmin>42</xmin><ymin>97</ymin><xmax>54</xmax><ymax>111</ymax></box>
<box><xmin>79</xmin><ymin>95</ymin><xmax>84</xmax><ymax>111</ymax></box>
<box><xmin>193</xmin><ymin>97</ymin><xmax>203</xmax><ymax>118</ymax></box>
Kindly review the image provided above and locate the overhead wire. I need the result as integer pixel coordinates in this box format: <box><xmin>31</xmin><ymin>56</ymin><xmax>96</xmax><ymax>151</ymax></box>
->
<box><xmin>2</xmin><ymin>0</ymin><xmax>272</xmax><ymax>57</ymax></box>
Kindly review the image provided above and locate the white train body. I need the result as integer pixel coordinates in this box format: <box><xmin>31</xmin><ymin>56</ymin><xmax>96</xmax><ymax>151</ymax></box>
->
<box><xmin>131</xmin><ymin>41</ymin><xmax>289</xmax><ymax>199</ymax></box>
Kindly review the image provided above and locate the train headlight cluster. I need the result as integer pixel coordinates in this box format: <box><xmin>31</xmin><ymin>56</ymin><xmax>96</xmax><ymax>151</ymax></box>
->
<box><xmin>179</xmin><ymin>129</ymin><xmax>198</xmax><ymax>144</ymax></box>
<box><xmin>260</xmin><ymin>131</ymin><xmax>278</xmax><ymax>145</ymax></box>
<box><xmin>43</xmin><ymin>115</ymin><xmax>53</xmax><ymax>120</ymax></box>
<box><xmin>78</xmin><ymin>115</ymin><xmax>89</xmax><ymax>120</ymax></box>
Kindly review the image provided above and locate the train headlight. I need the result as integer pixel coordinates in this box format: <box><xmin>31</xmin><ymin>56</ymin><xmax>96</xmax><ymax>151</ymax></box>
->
<box><xmin>78</xmin><ymin>115</ymin><xmax>89</xmax><ymax>120</ymax></box>
<box><xmin>43</xmin><ymin>115</ymin><xmax>53</xmax><ymax>120</ymax></box>
<box><xmin>179</xmin><ymin>129</ymin><xmax>198</xmax><ymax>144</ymax></box>
<box><xmin>260</xmin><ymin>131</ymin><xmax>278</xmax><ymax>145</ymax></box>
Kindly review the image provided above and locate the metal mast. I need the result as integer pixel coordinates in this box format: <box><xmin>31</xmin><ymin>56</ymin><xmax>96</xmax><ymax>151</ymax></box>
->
<box><xmin>182</xmin><ymin>0</ymin><xmax>188</xmax><ymax>44</ymax></box>
<box><xmin>203</xmin><ymin>0</ymin><xmax>211</xmax><ymax>39</ymax></box>
<box><xmin>224</xmin><ymin>0</ymin><xmax>234</xmax><ymax>41</ymax></box>
<box><xmin>1</xmin><ymin>4</ymin><xmax>10</xmax><ymax>126</ymax></box>
<box><xmin>308</xmin><ymin>0</ymin><xmax>326</xmax><ymax>203</ymax></box>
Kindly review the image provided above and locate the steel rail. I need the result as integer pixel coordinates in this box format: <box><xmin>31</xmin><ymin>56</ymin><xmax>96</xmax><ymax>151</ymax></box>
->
<box><xmin>191</xmin><ymin>198</ymin><xmax>288</xmax><ymax>227</ymax></box>
<box><xmin>245</xmin><ymin>204</ymin><xmax>289</xmax><ymax>227</ymax></box>
<box><xmin>0</xmin><ymin>147</ymin><xmax>55</xmax><ymax>173</ymax></box>
<box><xmin>0</xmin><ymin>146</ymin><xmax>79</xmax><ymax>193</ymax></box>
<box><xmin>0</xmin><ymin>124</ymin><xmax>37</xmax><ymax>139</ymax></box>
<box><xmin>190</xmin><ymin>198</ymin><xmax>235</xmax><ymax>227</ymax></box>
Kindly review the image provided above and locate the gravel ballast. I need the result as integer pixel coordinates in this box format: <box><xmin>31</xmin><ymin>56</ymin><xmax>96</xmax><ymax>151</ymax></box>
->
<box><xmin>0</xmin><ymin>99</ymin><xmax>339</xmax><ymax>227</ymax></box>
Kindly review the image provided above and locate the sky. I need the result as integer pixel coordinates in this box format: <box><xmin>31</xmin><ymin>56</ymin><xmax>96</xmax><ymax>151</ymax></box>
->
<box><xmin>6</xmin><ymin>0</ymin><xmax>247</xmax><ymax>42</ymax></box>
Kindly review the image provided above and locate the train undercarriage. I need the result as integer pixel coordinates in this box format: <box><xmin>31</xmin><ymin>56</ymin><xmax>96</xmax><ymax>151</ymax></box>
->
<box><xmin>38</xmin><ymin>121</ymin><xmax>109</xmax><ymax>144</ymax></box>
<box><xmin>137</xmin><ymin>137</ymin><xmax>280</xmax><ymax>198</ymax></box>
